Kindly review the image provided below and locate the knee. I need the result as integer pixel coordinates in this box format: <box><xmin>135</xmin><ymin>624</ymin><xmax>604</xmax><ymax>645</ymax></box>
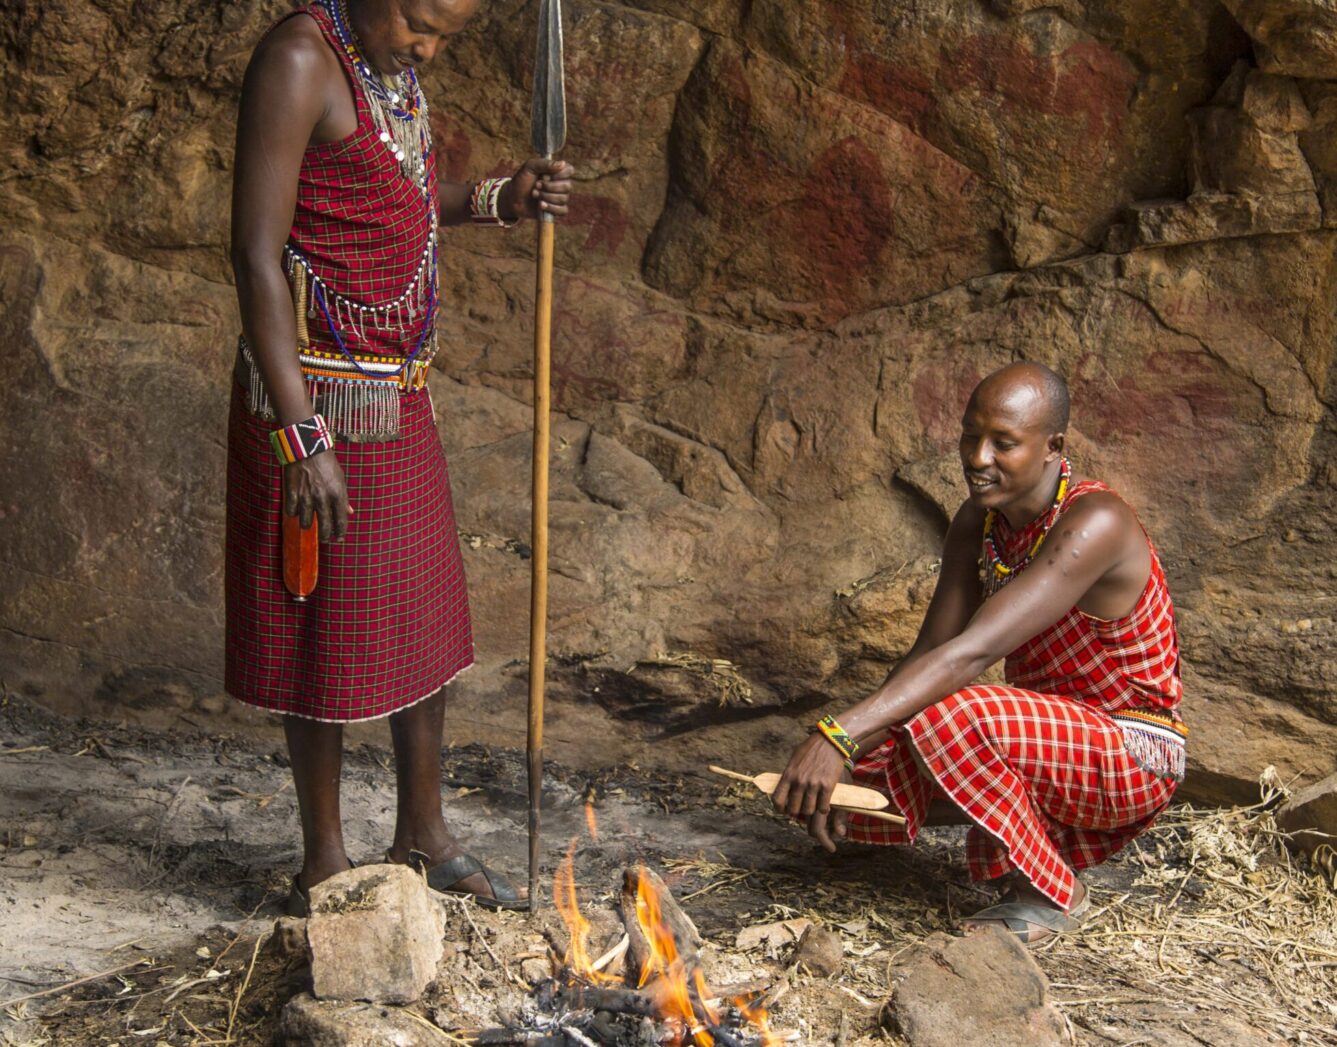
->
<box><xmin>908</xmin><ymin>686</ymin><xmax>995</xmax><ymax>737</ymax></box>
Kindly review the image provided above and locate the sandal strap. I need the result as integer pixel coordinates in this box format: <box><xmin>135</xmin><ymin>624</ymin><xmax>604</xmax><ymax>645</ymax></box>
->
<box><xmin>405</xmin><ymin>850</ymin><xmax>523</xmax><ymax>905</ymax></box>
<box><xmin>970</xmin><ymin>901</ymin><xmax>1078</xmax><ymax>935</ymax></box>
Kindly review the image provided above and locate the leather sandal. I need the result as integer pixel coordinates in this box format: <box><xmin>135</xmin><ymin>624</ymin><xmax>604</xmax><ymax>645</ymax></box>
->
<box><xmin>964</xmin><ymin>888</ymin><xmax>1091</xmax><ymax>945</ymax></box>
<box><xmin>398</xmin><ymin>848</ymin><xmax>528</xmax><ymax>911</ymax></box>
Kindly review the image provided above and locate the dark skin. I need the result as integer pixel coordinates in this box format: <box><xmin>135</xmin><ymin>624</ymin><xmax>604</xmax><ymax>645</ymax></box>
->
<box><xmin>772</xmin><ymin>363</ymin><xmax>1153</xmax><ymax>937</ymax></box>
<box><xmin>231</xmin><ymin>0</ymin><xmax>573</xmax><ymax>899</ymax></box>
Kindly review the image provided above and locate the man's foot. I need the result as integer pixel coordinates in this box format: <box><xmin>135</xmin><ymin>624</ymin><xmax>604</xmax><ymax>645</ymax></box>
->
<box><xmin>961</xmin><ymin>876</ymin><xmax>1088</xmax><ymax>945</ymax></box>
<box><xmin>386</xmin><ymin>835</ymin><xmax>528</xmax><ymax>910</ymax></box>
<box><xmin>287</xmin><ymin>856</ymin><xmax>355</xmax><ymax>917</ymax></box>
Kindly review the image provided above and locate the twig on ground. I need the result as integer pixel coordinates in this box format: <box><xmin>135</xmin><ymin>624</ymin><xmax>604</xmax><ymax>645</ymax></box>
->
<box><xmin>0</xmin><ymin>961</ymin><xmax>151</xmax><ymax>1009</ymax></box>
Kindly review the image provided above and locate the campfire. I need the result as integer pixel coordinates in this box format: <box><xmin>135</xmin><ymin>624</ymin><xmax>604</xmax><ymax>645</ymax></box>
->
<box><xmin>475</xmin><ymin>813</ymin><xmax>783</xmax><ymax>1046</ymax></box>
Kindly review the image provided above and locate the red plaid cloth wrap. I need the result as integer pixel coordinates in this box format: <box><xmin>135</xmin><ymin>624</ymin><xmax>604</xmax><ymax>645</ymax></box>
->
<box><xmin>225</xmin><ymin>388</ymin><xmax>473</xmax><ymax>721</ymax></box>
<box><xmin>288</xmin><ymin>2</ymin><xmax>437</xmax><ymax>358</ymax></box>
<box><xmin>847</xmin><ymin>481</ymin><xmax>1184</xmax><ymax>909</ymax></box>
<box><xmin>224</xmin><ymin>5</ymin><xmax>472</xmax><ymax>721</ymax></box>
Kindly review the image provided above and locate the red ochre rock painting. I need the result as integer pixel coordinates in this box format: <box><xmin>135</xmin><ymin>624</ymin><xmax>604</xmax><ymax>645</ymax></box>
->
<box><xmin>839</xmin><ymin>54</ymin><xmax>937</xmax><ymax>136</ymax></box>
<box><xmin>430</xmin><ymin>112</ymin><xmax>473</xmax><ymax>184</ymax></box>
<box><xmin>941</xmin><ymin>35</ymin><xmax>1135</xmax><ymax>152</ymax></box>
<box><xmin>783</xmin><ymin>137</ymin><xmax>894</xmax><ymax>306</ymax></box>
<box><xmin>569</xmin><ymin>194</ymin><xmax>632</xmax><ymax>257</ymax></box>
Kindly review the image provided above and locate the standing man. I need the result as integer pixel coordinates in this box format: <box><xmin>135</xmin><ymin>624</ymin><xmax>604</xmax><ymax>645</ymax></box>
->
<box><xmin>227</xmin><ymin>0</ymin><xmax>572</xmax><ymax>912</ymax></box>
<box><xmin>773</xmin><ymin>363</ymin><xmax>1186</xmax><ymax>943</ymax></box>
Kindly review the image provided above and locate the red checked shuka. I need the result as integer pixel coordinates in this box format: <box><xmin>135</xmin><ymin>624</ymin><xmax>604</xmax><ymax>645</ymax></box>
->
<box><xmin>225</xmin><ymin>1</ymin><xmax>473</xmax><ymax>722</ymax></box>
<box><xmin>846</xmin><ymin>481</ymin><xmax>1185</xmax><ymax>910</ymax></box>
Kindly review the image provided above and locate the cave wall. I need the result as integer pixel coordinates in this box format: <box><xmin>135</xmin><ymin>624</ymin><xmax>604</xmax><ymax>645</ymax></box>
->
<box><xmin>2</xmin><ymin>0</ymin><xmax>1335</xmax><ymax>799</ymax></box>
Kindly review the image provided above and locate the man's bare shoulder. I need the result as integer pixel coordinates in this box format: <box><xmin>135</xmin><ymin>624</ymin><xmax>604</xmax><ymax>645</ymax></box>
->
<box><xmin>940</xmin><ymin>497</ymin><xmax>987</xmax><ymax>567</ymax></box>
<box><xmin>947</xmin><ymin>497</ymin><xmax>987</xmax><ymax>535</ymax></box>
<box><xmin>246</xmin><ymin>12</ymin><xmax>339</xmax><ymax>94</ymax></box>
<box><xmin>1058</xmin><ymin>488</ymin><xmax>1141</xmax><ymax>538</ymax></box>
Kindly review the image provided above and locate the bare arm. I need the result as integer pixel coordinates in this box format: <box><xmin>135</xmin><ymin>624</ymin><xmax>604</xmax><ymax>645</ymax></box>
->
<box><xmin>231</xmin><ymin>21</ymin><xmax>350</xmax><ymax>541</ymax></box>
<box><xmin>773</xmin><ymin>494</ymin><xmax>1145</xmax><ymax>843</ymax></box>
<box><xmin>848</xmin><ymin>502</ymin><xmax>986</xmax><ymax>749</ymax></box>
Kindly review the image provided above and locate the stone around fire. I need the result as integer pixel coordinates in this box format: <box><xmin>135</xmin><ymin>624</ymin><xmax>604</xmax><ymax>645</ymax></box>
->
<box><xmin>280</xmin><ymin>993</ymin><xmax>442</xmax><ymax>1047</ymax></box>
<box><xmin>888</xmin><ymin>928</ymin><xmax>1067</xmax><ymax>1047</ymax></box>
<box><xmin>306</xmin><ymin>864</ymin><xmax>445</xmax><ymax>1005</ymax></box>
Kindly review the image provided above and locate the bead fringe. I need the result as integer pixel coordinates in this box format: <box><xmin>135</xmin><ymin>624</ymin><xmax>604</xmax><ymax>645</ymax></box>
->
<box><xmin>239</xmin><ymin>339</ymin><xmax>415</xmax><ymax>442</ymax></box>
<box><xmin>1118</xmin><ymin>723</ymin><xmax>1186</xmax><ymax>783</ymax></box>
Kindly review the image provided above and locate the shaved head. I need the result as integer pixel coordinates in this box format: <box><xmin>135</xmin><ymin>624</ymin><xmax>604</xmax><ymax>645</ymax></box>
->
<box><xmin>968</xmin><ymin>362</ymin><xmax>1069</xmax><ymax>436</ymax></box>
<box><xmin>959</xmin><ymin>362</ymin><xmax>1070</xmax><ymax>518</ymax></box>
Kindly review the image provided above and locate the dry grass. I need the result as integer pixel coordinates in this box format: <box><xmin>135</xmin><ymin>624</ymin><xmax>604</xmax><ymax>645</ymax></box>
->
<box><xmin>669</xmin><ymin>767</ymin><xmax>1337</xmax><ymax>1045</ymax></box>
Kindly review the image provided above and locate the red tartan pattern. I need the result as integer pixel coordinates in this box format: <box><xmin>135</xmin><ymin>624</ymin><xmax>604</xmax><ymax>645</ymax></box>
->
<box><xmin>1003</xmin><ymin>481</ymin><xmax>1181</xmax><ymax>713</ymax></box>
<box><xmin>224</xmin><ymin>387</ymin><xmax>473</xmax><ymax>721</ymax></box>
<box><xmin>848</xmin><ymin>688</ymin><xmax>1174</xmax><ymax>908</ymax></box>
<box><xmin>847</xmin><ymin>480</ymin><xmax>1183</xmax><ymax>908</ymax></box>
<box><xmin>286</xmin><ymin>3</ymin><xmax>437</xmax><ymax>358</ymax></box>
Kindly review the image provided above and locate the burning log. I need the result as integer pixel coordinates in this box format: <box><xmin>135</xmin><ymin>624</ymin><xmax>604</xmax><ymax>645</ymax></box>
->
<box><xmin>476</xmin><ymin>863</ymin><xmax>782</xmax><ymax>1046</ymax></box>
<box><xmin>619</xmin><ymin>866</ymin><xmax>701</xmax><ymax>984</ymax></box>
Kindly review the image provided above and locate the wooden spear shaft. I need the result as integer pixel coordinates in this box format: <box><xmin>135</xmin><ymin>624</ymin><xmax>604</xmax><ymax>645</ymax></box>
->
<box><xmin>528</xmin><ymin>0</ymin><xmax>565</xmax><ymax>915</ymax></box>
<box><xmin>528</xmin><ymin>211</ymin><xmax>555</xmax><ymax>910</ymax></box>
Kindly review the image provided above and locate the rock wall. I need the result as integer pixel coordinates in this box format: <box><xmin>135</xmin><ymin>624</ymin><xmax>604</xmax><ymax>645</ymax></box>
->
<box><xmin>2</xmin><ymin>0</ymin><xmax>1334</xmax><ymax>800</ymax></box>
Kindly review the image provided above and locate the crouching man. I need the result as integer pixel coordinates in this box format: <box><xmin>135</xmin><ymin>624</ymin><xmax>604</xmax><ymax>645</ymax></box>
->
<box><xmin>773</xmin><ymin>362</ymin><xmax>1186</xmax><ymax>943</ymax></box>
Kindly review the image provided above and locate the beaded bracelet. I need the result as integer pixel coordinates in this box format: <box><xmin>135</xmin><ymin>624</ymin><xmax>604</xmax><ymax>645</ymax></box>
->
<box><xmin>270</xmin><ymin>414</ymin><xmax>335</xmax><ymax>466</ymax></box>
<box><xmin>470</xmin><ymin>177</ymin><xmax>518</xmax><ymax>227</ymax></box>
<box><xmin>814</xmin><ymin>715</ymin><xmax>859</xmax><ymax>769</ymax></box>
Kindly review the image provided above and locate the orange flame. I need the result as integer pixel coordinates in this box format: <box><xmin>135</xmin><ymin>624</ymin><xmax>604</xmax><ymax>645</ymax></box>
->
<box><xmin>585</xmin><ymin>801</ymin><xmax>599</xmax><ymax>841</ymax></box>
<box><xmin>633</xmin><ymin>866</ymin><xmax>717</xmax><ymax>1046</ymax></box>
<box><xmin>556</xmin><ymin>856</ymin><xmax>783</xmax><ymax>1045</ymax></box>
<box><xmin>733</xmin><ymin>995</ymin><xmax>782</xmax><ymax>1047</ymax></box>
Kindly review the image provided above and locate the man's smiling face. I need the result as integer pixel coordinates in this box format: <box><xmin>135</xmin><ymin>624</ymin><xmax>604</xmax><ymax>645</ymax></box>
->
<box><xmin>958</xmin><ymin>376</ymin><xmax>1061</xmax><ymax>512</ymax></box>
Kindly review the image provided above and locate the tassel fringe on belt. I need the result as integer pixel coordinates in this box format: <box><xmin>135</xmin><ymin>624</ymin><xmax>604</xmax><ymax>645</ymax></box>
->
<box><xmin>234</xmin><ymin>336</ymin><xmax>430</xmax><ymax>442</ymax></box>
<box><xmin>1112</xmin><ymin>708</ymin><xmax>1188</xmax><ymax>783</ymax></box>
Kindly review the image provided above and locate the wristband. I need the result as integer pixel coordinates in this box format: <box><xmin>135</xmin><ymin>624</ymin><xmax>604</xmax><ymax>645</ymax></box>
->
<box><xmin>270</xmin><ymin>414</ymin><xmax>334</xmax><ymax>465</ymax></box>
<box><xmin>470</xmin><ymin>177</ymin><xmax>518</xmax><ymax>227</ymax></box>
<box><xmin>814</xmin><ymin>715</ymin><xmax>860</xmax><ymax>763</ymax></box>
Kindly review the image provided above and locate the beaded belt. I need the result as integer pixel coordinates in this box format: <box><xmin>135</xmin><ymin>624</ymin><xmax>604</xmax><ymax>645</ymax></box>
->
<box><xmin>1111</xmin><ymin>708</ymin><xmax>1188</xmax><ymax>783</ymax></box>
<box><xmin>235</xmin><ymin>337</ymin><xmax>431</xmax><ymax>442</ymax></box>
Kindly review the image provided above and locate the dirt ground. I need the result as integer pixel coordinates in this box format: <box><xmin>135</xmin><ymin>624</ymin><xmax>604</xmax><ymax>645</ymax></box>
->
<box><xmin>1</xmin><ymin>691</ymin><xmax>1334</xmax><ymax>1047</ymax></box>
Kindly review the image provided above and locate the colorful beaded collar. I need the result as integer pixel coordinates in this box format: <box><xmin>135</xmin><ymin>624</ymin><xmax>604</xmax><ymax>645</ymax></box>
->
<box><xmin>981</xmin><ymin>457</ymin><xmax>1071</xmax><ymax>593</ymax></box>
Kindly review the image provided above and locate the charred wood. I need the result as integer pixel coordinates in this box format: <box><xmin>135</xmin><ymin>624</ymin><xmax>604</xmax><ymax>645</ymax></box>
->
<box><xmin>619</xmin><ymin>866</ymin><xmax>702</xmax><ymax>983</ymax></box>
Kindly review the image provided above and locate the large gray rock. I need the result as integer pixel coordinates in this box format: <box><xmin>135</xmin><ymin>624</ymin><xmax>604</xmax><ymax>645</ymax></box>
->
<box><xmin>307</xmin><ymin>865</ymin><xmax>444</xmax><ymax>1005</ymax></box>
<box><xmin>888</xmin><ymin>929</ymin><xmax>1067</xmax><ymax>1047</ymax></box>
<box><xmin>279</xmin><ymin>993</ymin><xmax>441</xmax><ymax>1047</ymax></box>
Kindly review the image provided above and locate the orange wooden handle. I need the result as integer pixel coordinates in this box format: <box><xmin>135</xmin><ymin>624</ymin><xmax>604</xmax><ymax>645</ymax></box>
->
<box><xmin>283</xmin><ymin>510</ymin><xmax>319</xmax><ymax>601</ymax></box>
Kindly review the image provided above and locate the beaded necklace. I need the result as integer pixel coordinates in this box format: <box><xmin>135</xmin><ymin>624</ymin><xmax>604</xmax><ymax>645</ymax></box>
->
<box><xmin>283</xmin><ymin>0</ymin><xmax>438</xmax><ymax>381</ymax></box>
<box><xmin>329</xmin><ymin>0</ymin><xmax>431</xmax><ymax>189</ymax></box>
<box><xmin>981</xmin><ymin>457</ymin><xmax>1071</xmax><ymax>596</ymax></box>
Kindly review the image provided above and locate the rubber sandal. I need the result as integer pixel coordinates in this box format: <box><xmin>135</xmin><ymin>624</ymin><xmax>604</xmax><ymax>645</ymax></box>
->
<box><xmin>284</xmin><ymin>876</ymin><xmax>311</xmax><ymax>918</ymax></box>
<box><xmin>400</xmin><ymin>849</ymin><xmax>529</xmax><ymax>911</ymax></box>
<box><xmin>964</xmin><ymin>889</ymin><xmax>1090</xmax><ymax>945</ymax></box>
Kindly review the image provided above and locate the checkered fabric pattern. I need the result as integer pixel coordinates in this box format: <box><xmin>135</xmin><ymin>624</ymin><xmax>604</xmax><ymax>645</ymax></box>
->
<box><xmin>224</xmin><ymin>387</ymin><xmax>474</xmax><ymax>721</ymax></box>
<box><xmin>846</xmin><ymin>481</ymin><xmax>1183</xmax><ymax>909</ymax></box>
<box><xmin>288</xmin><ymin>3</ymin><xmax>437</xmax><ymax>357</ymax></box>
<box><xmin>1005</xmin><ymin>482</ymin><xmax>1181</xmax><ymax>714</ymax></box>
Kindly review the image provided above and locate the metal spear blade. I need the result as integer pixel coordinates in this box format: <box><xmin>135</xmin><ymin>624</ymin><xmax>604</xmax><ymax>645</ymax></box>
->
<box><xmin>531</xmin><ymin>0</ymin><xmax>566</xmax><ymax>159</ymax></box>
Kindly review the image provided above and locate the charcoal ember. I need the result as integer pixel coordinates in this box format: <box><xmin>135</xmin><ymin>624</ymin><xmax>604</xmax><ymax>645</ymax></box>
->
<box><xmin>555</xmin><ymin>984</ymin><xmax>656</xmax><ymax>1016</ymax></box>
